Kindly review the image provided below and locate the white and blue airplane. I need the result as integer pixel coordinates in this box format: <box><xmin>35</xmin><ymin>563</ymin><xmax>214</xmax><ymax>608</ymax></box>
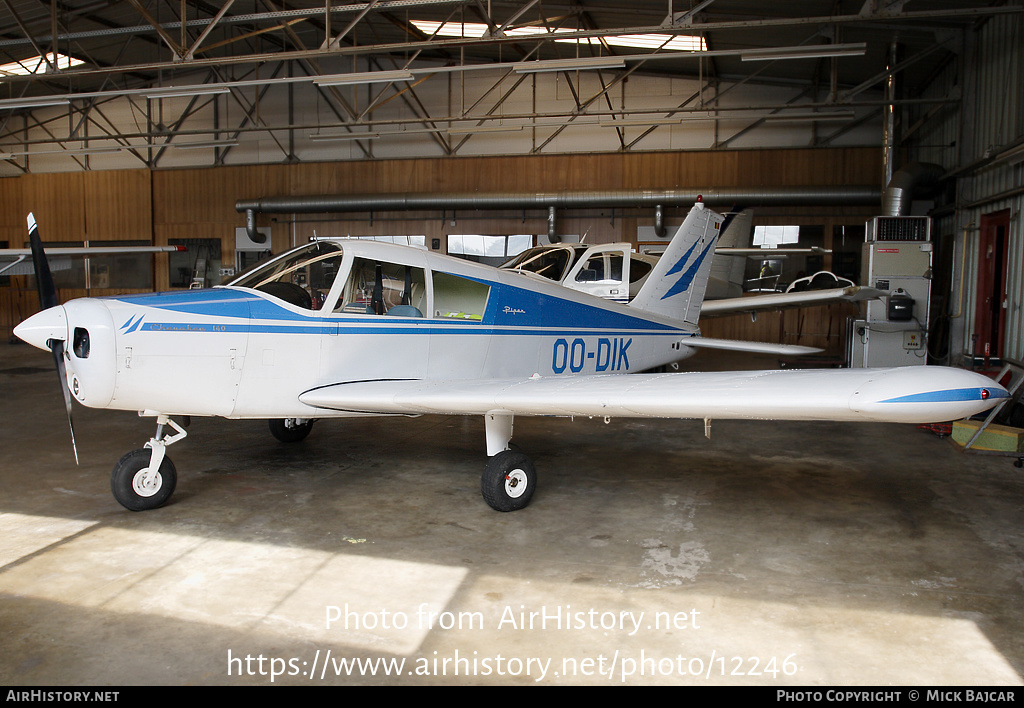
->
<box><xmin>14</xmin><ymin>199</ymin><xmax>1008</xmax><ymax>512</ymax></box>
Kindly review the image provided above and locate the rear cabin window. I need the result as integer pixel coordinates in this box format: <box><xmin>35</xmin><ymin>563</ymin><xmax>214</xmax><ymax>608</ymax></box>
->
<box><xmin>433</xmin><ymin>272</ymin><xmax>490</xmax><ymax>321</ymax></box>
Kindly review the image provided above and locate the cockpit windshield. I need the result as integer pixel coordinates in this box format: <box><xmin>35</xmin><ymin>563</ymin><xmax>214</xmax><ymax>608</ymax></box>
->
<box><xmin>228</xmin><ymin>241</ymin><xmax>345</xmax><ymax>310</ymax></box>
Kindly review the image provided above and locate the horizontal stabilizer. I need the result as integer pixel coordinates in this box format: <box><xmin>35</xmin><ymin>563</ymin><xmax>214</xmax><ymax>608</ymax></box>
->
<box><xmin>682</xmin><ymin>337</ymin><xmax>821</xmax><ymax>356</ymax></box>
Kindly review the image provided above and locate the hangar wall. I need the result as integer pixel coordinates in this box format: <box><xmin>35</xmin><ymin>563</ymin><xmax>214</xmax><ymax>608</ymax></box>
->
<box><xmin>1</xmin><ymin>146</ymin><xmax>883</xmax><ymax>354</ymax></box>
<box><xmin>904</xmin><ymin>13</ymin><xmax>1024</xmax><ymax>365</ymax></box>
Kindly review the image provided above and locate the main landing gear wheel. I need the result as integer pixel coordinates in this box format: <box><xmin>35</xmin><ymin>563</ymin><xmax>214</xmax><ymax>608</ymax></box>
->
<box><xmin>481</xmin><ymin>450</ymin><xmax>536</xmax><ymax>512</ymax></box>
<box><xmin>269</xmin><ymin>418</ymin><xmax>314</xmax><ymax>443</ymax></box>
<box><xmin>111</xmin><ymin>449</ymin><xmax>177</xmax><ymax>511</ymax></box>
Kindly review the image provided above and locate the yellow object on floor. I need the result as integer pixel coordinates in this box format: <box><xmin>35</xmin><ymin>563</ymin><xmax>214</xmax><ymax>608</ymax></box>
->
<box><xmin>952</xmin><ymin>420</ymin><xmax>1024</xmax><ymax>452</ymax></box>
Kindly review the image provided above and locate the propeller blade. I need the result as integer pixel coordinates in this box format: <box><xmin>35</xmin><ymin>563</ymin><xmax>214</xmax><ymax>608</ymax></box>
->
<box><xmin>27</xmin><ymin>213</ymin><xmax>79</xmax><ymax>465</ymax></box>
<box><xmin>51</xmin><ymin>340</ymin><xmax>80</xmax><ymax>465</ymax></box>
<box><xmin>27</xmin><ymin>213</ymin><xmax>58</xmax><ymax>310</ymax></box>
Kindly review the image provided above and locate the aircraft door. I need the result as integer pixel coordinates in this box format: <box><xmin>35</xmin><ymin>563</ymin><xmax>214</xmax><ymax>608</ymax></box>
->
<box><xmin>320</xmin><ymin>254</ymin><xmax>431</xmax><ymax>385</ymax></box>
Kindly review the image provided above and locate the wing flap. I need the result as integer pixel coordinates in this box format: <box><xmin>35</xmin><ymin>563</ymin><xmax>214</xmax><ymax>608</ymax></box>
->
<box><xmin>299</xmin><ymin>366</ymin><xmax>1006</xmax><ymax>424</ymax></box>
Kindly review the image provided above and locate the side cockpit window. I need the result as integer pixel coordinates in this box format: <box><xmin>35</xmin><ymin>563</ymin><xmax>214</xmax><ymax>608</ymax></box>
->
<box><xmin>336</xmin><ymin>258</ymin><xmax>427</xmax><ymax>317</ymax></box>
<box><xmin>231</xmin><ymin>242</ymin><xmax>344</xmax><ymax>310</ymax></box>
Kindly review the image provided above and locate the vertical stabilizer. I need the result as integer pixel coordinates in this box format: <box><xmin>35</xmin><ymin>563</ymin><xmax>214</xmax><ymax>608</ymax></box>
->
<box><xmin>629</xmin><ymin>200</ymin><xmax>723</xmax><ymax>324</ymax></box>
<box><xmin>707</xmin><ymin>208</ymin><xmax>750</xmax><ymax>299</ymax></box>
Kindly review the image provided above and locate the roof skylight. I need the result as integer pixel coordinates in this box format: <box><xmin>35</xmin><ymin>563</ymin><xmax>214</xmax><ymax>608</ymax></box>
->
<box><xmin>411</xmin><ymin>22</ymin><xmax>706</xmax><ymax>52</ymax></box>
<box><xmin>0</xmin><ymin>53</ymin><xmax>85</xmax><ymax>77</ymax></box>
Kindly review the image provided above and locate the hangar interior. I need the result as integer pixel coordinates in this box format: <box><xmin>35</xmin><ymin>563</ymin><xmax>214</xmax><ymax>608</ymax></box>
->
<box><xmin>1</xmin><ymin>0</ymin><xmax>1023</xmax><ymax>686</ymax></box>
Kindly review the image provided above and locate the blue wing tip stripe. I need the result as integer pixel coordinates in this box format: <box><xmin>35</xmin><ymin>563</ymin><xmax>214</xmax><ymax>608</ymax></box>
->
<box><xmin>880</xmin><ymin>388</ymin><xmax>1010</xmax><ymax>404</ymax></box>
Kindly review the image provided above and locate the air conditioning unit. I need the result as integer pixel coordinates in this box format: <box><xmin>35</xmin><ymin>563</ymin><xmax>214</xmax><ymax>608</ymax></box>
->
<box><xmin>849</xmin><ymin>217</ymin><xmax>933</xmax><ymax>368</ymax></box>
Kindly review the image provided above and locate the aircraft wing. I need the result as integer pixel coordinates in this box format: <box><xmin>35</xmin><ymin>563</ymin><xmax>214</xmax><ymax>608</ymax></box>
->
<box><xmin>299</xmin><ymin>366</ymin><xmax>1006</xmax><ymax>425</ymax></box>
<box><xmin>715</xmin><ymin>247</ymin><xmax>831</xmax><ymax>255</ymax></box>
<box><xmin>700</xmin><ymin>285</ymin><xmax>885</xmax><ymax>317</ymax></box>
<box><xmin>0</xmin><ymin>245</ymin><xmax>184</xmax><ymax>277</ymax></box>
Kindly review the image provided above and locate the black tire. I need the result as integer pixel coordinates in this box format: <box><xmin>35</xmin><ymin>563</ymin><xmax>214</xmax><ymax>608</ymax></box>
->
<box><xmin>481</xmin><ymin>450</ymin><xmax>536</xmax><ymax>512</ymax></box>
<box><xmin>269</xmin><ymin>418</ymin><xmax>314</xmax><ymax>443</ymax></box>
<box><xmin>111</xmin><ymin>448</ymin><xmax>177</xmax><ymax>511</ymax></box>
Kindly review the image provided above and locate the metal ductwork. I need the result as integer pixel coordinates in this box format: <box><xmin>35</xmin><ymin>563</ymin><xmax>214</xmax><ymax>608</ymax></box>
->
<box><xmin>654</xmin><ymin>204</ymin><xmax>666</xmax><ymax>238</ymax></box>
<box><xmin>239</xmin><ymin>187</ymin><xmax>884</xmax><ymax>243</ymax></box>
<box><xmin>244</xmin><ymin>208</ymin><xmax>267</xmax><ymax>244</ymax></box>
<box><xmin>238</xmin><ymin>186</ymin><xmax>882</xmax><ymax>232</ymax></box>
<box><xmin>882</xmin><ymin>162</ymin><xmax>945</xmax><ymax>217</ymax></box>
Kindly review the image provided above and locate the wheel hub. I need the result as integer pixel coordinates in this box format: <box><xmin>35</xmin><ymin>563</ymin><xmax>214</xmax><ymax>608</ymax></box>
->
<box><xmin>132</xmin><ymin>468</ymin><xmax>162</xmax><ymax>498</ymax></box>
<box><xmin>504</xmin><ymin>469</ymin><xmax>528</xmax><ymax>498</ymax></box>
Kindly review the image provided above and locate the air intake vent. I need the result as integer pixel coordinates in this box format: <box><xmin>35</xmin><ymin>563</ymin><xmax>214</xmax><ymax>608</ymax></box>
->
<box><xmin>868</xmin><ymin>216</ymin><xmax>931</xmax><ymax>242</ymax></box>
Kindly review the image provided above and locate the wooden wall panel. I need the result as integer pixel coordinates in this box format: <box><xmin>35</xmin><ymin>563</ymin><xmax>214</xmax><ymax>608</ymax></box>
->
<box><xmin>152</xmin><ymin>165</ymin><xmax>291</xmax><ymax>225</ymax></box>
<box><xmin>83</xmin><ymin>170</ymin><xmax>152</xmax><ymax>241</ymax></box>
<box><xmin>701</xmin><ymin>302</ymin><xmax>861</xmax><ymax>358</ymax></box>
<box><xmin>2</xmin><ymin>148</ymin><xmax>883</xmax><ymax>342</ymax></box>
<box><xmin>0</xmin><ymin>177</ymin><xmax>23</xmax><ymax>231</ymax></box>
<box><xmin>0</xmin><ymin>176</ymin><xmax>24</xmax><ymax>252</ymax></box>
<box><xmin>21</xmin><ymin>173</ymin><xmax>86</xmax><ymax>242</ymax></box>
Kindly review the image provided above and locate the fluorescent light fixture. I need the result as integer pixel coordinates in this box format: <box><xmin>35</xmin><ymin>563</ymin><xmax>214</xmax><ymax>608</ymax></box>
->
<box><xmin>170</xmin><ymin>140</ymin><xmax>239</xmax><ymax>150</ymax></box>
<box><xmin>992</xmin><ymin>142</ymin><xmax>1024</xmax><ymax>165</ymax></box>
<box><xmin>514</xmin><ymin>57</ymin><xmax>625</xmax><ymax>73</ymax></box>
<box><xmin>308</xmin><ymin>132</ymin><xmax>381</xmax><ymax>141</ymax></box>
<box><xmin>740</xmin><ymin>43</ymin><xmax>867</xmax><ymax>61</ymax></box>
<box><xmin>315</xmin><ymin>70</ymin><xmax>414</xmax><ymax>86</ymax></box>
<box><xmin>0</xmin><ymin>97</ymin><xmax>70</xmax><ymax>111</ymax></box>
<box><xmin>447</xmin><ymin>125</ymin><xmax>524</xmax><ymax>135</ymax></box>
<box><xmin>144</xmin><ymin>86</ymin><xmax>231</xmax><ymax>99</ymax></box>
<box><xmin>58</xmin><ymin>147</ymin><xmax>122</xmax><ymax>156</ymax></box>
<box><xmin>568</xmin><ymin>34</ymin><xmax>705</xmax><ymax>52</ymax></box>
<box><xmin>600</xmin><ymin>118</ymin><xmax>683</xmax><ymax>127</ymax></box>
<box><xmin>762</xmin><ymin>110</ymin><xmax>856</xmax><ymax>122</ymax></box>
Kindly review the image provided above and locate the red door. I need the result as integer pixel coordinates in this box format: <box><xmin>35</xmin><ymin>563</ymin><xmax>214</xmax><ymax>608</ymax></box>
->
<box><xmin>974</xmin><ymin>210</ymin><xmax>1010</xmax><ymax>360</ymax></box>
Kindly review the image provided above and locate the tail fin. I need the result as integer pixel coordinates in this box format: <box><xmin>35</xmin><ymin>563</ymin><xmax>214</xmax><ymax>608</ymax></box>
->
<box><xmin>629</xmin><ymin>200</ymin><xmax>723</xmax><ymax>324</ymax></box>
<box><xmin>708</xmin><ymin>208</ymin><xmax>750</xmax><ymax>299</ymax></box>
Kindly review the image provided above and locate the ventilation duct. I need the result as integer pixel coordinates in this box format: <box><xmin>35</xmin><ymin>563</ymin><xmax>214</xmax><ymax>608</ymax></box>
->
<box><xmin>882</xmin><ymin>162</ymin><xmax>945</xmax><ymax>217</ymax></box>
<box><xmin>237</xmin><ymin>186</ymin><xmax>882</xmax><ymax>241</ymax></box>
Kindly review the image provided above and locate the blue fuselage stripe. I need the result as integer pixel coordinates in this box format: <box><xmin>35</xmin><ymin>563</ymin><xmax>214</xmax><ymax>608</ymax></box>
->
<box><xmin>138</xmin><ymin>321</ymin><xmax>690</xmax><ymax>338</ymax></box>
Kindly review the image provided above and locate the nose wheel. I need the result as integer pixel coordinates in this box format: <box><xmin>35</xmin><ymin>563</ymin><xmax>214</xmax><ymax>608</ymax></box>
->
<box><xmin>110</xmin><ymin>415</ymin><xmax>186</xmax><ymax>511</ymax></box>
<box><xmin>111</xmin><ymin>449</ymin><xmax>177</xmax><ymax>511</ymax></box>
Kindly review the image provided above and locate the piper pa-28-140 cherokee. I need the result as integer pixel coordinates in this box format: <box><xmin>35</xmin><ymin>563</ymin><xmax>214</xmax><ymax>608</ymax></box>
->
<box><xmin>15</xmin><ymin>199</ymin><xmax>1007</xmax><ymax>512</ymax></box>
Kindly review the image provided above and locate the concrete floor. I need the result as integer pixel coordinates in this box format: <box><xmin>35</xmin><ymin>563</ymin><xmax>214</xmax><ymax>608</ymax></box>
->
<box><xmin>2</xmin><ymin>341</ymin><xmax>1023</xmax><ymax>686</ymax></box>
